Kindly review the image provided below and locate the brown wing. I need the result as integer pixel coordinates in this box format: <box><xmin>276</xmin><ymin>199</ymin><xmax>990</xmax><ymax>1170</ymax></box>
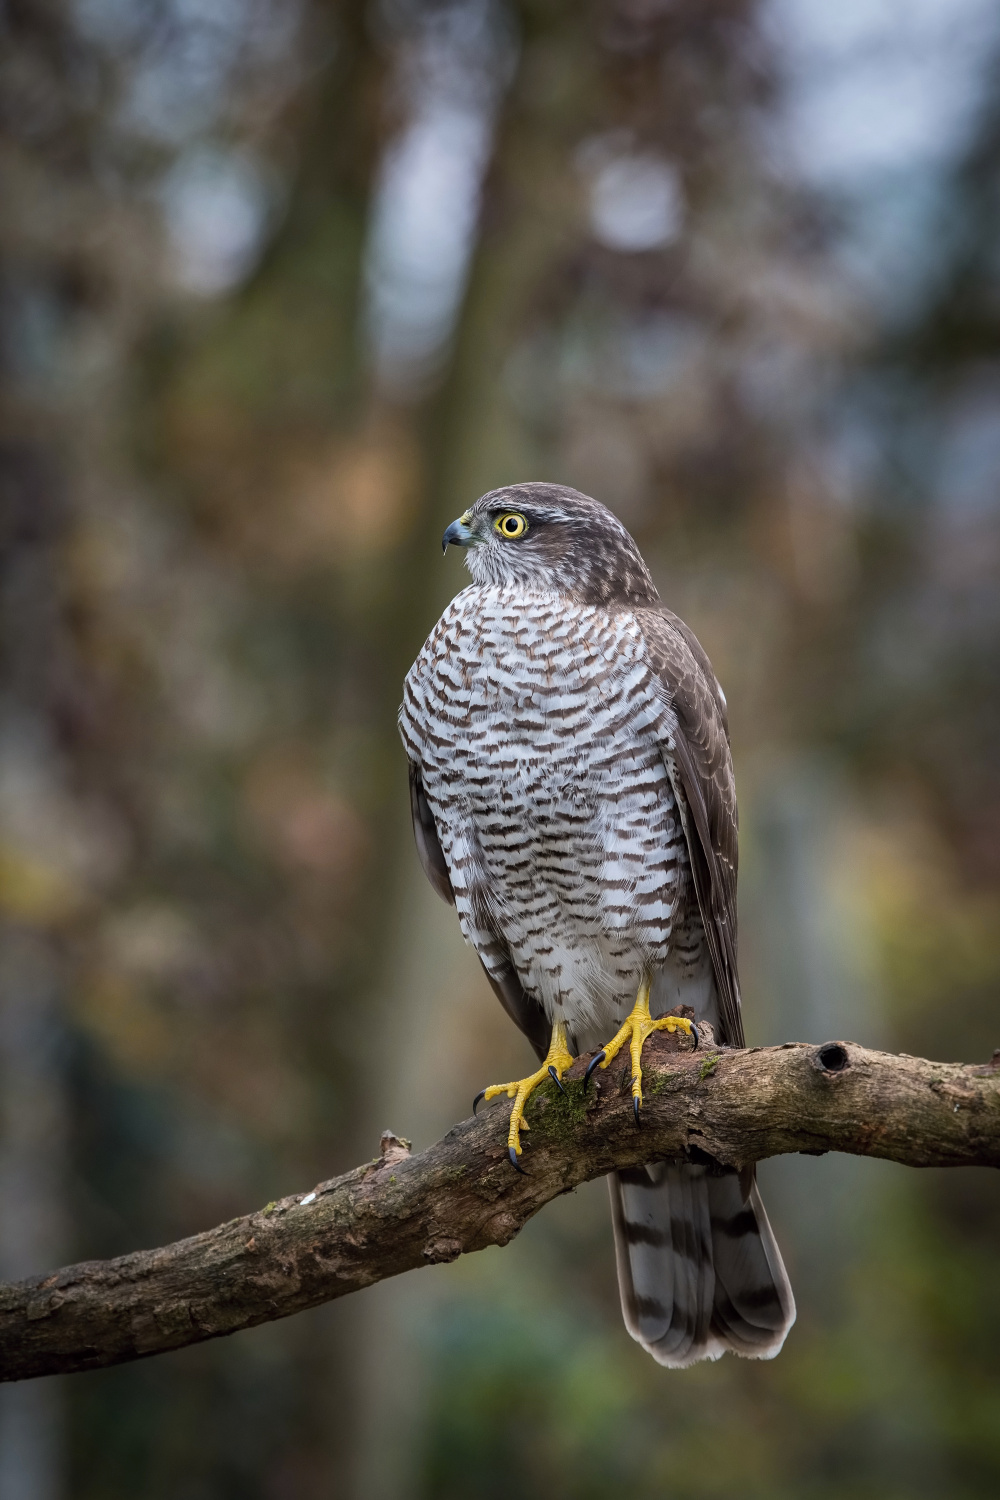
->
<box><xmin>407</xmin><ymin>760</ymin><xmax>550</xmax><ymax>1061</ymax></box>
<box><xmin>408</xmin><ymin>760</ymin><xmax>454</xmax><ymax>905</ymax></box>
<box><xmin>637</xmin><ymin>609</ymin><xmax>744</xmax><ymax>1050</ymax></box>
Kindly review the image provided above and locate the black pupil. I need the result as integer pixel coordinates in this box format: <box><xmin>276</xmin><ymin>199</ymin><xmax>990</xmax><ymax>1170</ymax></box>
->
<box><xmin>504</xmin><ymin>517</ymin><xmax>518</xmax><ymax>533</ymax></box>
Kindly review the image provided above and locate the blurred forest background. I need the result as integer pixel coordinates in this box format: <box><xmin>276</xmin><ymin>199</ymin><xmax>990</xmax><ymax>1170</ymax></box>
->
<box><xmin>2</xmin><ymin>0</ymin><xmax>1000</xmax><ymax>1496</ymax></box>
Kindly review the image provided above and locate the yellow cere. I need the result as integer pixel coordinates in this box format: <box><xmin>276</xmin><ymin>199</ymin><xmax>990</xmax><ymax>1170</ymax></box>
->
<box><xmin>494</xmin><ymin>511</ymin><xmax>528</xmax><ymax>539</ymax></box>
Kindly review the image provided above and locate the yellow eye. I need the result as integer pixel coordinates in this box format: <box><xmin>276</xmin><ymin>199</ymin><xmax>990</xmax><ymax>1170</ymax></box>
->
<box><xmin>494</xmin><ymin>511</ymin><xmax>527</xmax><ymax>539</ymax></box>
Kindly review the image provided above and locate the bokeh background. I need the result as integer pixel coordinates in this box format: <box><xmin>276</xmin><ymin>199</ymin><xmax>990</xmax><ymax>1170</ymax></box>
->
<box><xmin>2</xmin><ymin>0</ymin><xmax>1000</xmax><ymax>1495</ymax></box>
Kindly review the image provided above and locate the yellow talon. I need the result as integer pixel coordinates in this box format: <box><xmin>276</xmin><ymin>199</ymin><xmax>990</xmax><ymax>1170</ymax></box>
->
<box><xmin>475</xmin><ymin>1019</ymin><xmax>575</xmax><ymax>1167</ymax></box>
<box><xmin>586</xmin><ymin>977</ymin><xmax>697</xmax><ymax>1112</ymax></box>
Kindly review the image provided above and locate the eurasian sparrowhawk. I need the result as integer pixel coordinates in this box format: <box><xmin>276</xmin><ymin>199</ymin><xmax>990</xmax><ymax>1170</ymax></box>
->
<box><xmin>399</xmin><ymin>482</ymin><xmax>795</xmax><ymax>1367</ymax></box>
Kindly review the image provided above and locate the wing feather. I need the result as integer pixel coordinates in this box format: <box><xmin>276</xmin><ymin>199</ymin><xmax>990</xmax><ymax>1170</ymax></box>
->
<box><xmin>408</xmin><ymin>761</ymin><xmax>454</xmax><ymax>906</ymax></box>
<box><xmin>407</xmin><ymin>759</ymin><xmax>549</xmax><ymax>1060</ymax></box>
<box><xmin>638</xmin><ymin>609</ymin><xmax>744</xmax><ymax>1049</ymax></box>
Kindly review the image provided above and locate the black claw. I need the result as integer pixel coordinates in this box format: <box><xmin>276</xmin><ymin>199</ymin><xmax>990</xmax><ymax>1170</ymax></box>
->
<box><xmin>584</xmin><ymin>1050</ymin><xmax>606</xmax><ymax>1090</ymax></box>
<box><xmin>473</xmin><ymin>1089</ymin><xmax>486</xmax><ymax>1116</ymax></box>
<box><xmin>690</xmin><ymin>1022</ymin><xmax>700</xmax><ymax>1051</ymax></box>
<box><xmin>633</xmin><ymin>1094</ymin><xmax>642</xmax><ymax>1126</ymax></box>
<box><xmin>548</xmin><ymin>1064</ymin><xmax>566</xmax><ymax>1094</ymax></box>
<box><xmin>508</xmin><ymin>1146</ymin><xmax>526</xmax><ymax>1174</ymax></box>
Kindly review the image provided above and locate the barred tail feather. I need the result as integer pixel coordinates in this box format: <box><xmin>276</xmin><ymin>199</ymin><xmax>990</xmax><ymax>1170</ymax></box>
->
<box><xmin>610</xmin><ymin>1164</ymin><xmax>795</xmax><ymax>1368</ymax></box>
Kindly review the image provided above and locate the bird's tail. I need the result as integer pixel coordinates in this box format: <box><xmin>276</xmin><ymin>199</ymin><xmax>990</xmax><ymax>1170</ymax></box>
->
<box><xmin>609</xmin><ymin>1162</ymin><xmax>795</xmax><ymax>1367</ymax></box>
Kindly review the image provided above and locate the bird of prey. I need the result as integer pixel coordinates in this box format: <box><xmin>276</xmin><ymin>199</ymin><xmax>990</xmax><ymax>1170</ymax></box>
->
<box><xmin>399</xmin><ymin>482</ymin><xmax>795</xmax><ymax>1367</ymax></box>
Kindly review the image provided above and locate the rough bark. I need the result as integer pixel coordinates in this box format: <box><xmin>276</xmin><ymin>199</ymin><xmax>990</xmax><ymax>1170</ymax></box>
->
<box><xmin>2</xmin><ymin>1035</ymin><xmax>999</xmax><ymax>1383</ymax></box>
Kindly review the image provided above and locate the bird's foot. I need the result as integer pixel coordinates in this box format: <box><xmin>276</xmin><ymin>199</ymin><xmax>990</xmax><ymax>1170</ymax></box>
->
<box><xmin>584</xmin><ymin>979</ymin><xmax>698</xmax><ymax>1121</ymax></box>
<box><xmin>473</xmin><ymin>1019</ymin><xmax>575</xmax><ymax>1171</ymax></box>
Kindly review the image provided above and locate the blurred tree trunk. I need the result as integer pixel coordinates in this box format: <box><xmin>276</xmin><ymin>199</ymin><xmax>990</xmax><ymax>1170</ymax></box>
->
<box><xmin>347</xmin><ymin>3</ymin><xmax>791</xmax><ymax>1491</ymax></box>
<box><xmin>0</xmin><ymin>929</ymin><xmax>68</xmax><ymax>1500</ymax></box>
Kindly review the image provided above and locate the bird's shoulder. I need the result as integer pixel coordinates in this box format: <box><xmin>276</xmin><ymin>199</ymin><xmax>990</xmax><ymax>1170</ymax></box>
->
<box><xmin>634</xmin><ymin>606</ymin><xmax>730</xmax><ymax>741</ymax></box>
<box><xmin>634</xmin><ymin>603</ymin><xmax>737</xmax><ymax>872</ymax></box>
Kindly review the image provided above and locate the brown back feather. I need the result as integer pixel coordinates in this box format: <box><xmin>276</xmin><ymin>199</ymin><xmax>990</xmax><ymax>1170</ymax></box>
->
<box><xmin>638</xmin><ymin>608</ymin><xmax>745</xmax><ymax>1050</ymax></box>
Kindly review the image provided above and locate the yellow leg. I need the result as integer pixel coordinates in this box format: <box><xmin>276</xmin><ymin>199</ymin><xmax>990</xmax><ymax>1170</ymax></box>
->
<box><xmin>473</xmin><ymin>1019</ymin><xmax>575</xmax><ymax>1171</ymax></box>
<box><xmin>584</xmin><ymin>977</ymin><xmax>698</xmax><ymax>1121</ymax></box>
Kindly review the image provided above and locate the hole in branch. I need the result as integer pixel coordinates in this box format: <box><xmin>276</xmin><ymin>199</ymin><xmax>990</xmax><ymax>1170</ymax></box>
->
<box><xmin>816</xmin><ymin>1043</ymin><xmax>849</xmax><ymax>1073</ymax></box>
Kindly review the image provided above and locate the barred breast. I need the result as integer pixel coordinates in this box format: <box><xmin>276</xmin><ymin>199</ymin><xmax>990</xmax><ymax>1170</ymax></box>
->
<box><xmin>399</xmin><ymin>583</ymin><xmax>691</xmax><ymax>1036</ymax></box>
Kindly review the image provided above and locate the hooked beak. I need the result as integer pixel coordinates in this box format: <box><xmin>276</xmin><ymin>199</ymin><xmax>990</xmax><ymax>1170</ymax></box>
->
<box><xmin>442</xmin><ymin>512</ymin><xmax>477</xmax><ymax>554</ymax></box>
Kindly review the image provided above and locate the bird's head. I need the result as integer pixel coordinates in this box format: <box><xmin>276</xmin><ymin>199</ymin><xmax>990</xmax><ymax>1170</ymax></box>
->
<box><xmin>442</xmin><ymin>482</ymin><xmax>659</xmax><ymax>608</ymax></box>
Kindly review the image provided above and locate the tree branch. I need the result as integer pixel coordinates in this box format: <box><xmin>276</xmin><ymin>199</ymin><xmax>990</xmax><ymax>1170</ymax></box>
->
<box><xmin>3</xmin><ymin>1035</ymin><xmax>999</xmax><ymax>1382</ymax></box>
